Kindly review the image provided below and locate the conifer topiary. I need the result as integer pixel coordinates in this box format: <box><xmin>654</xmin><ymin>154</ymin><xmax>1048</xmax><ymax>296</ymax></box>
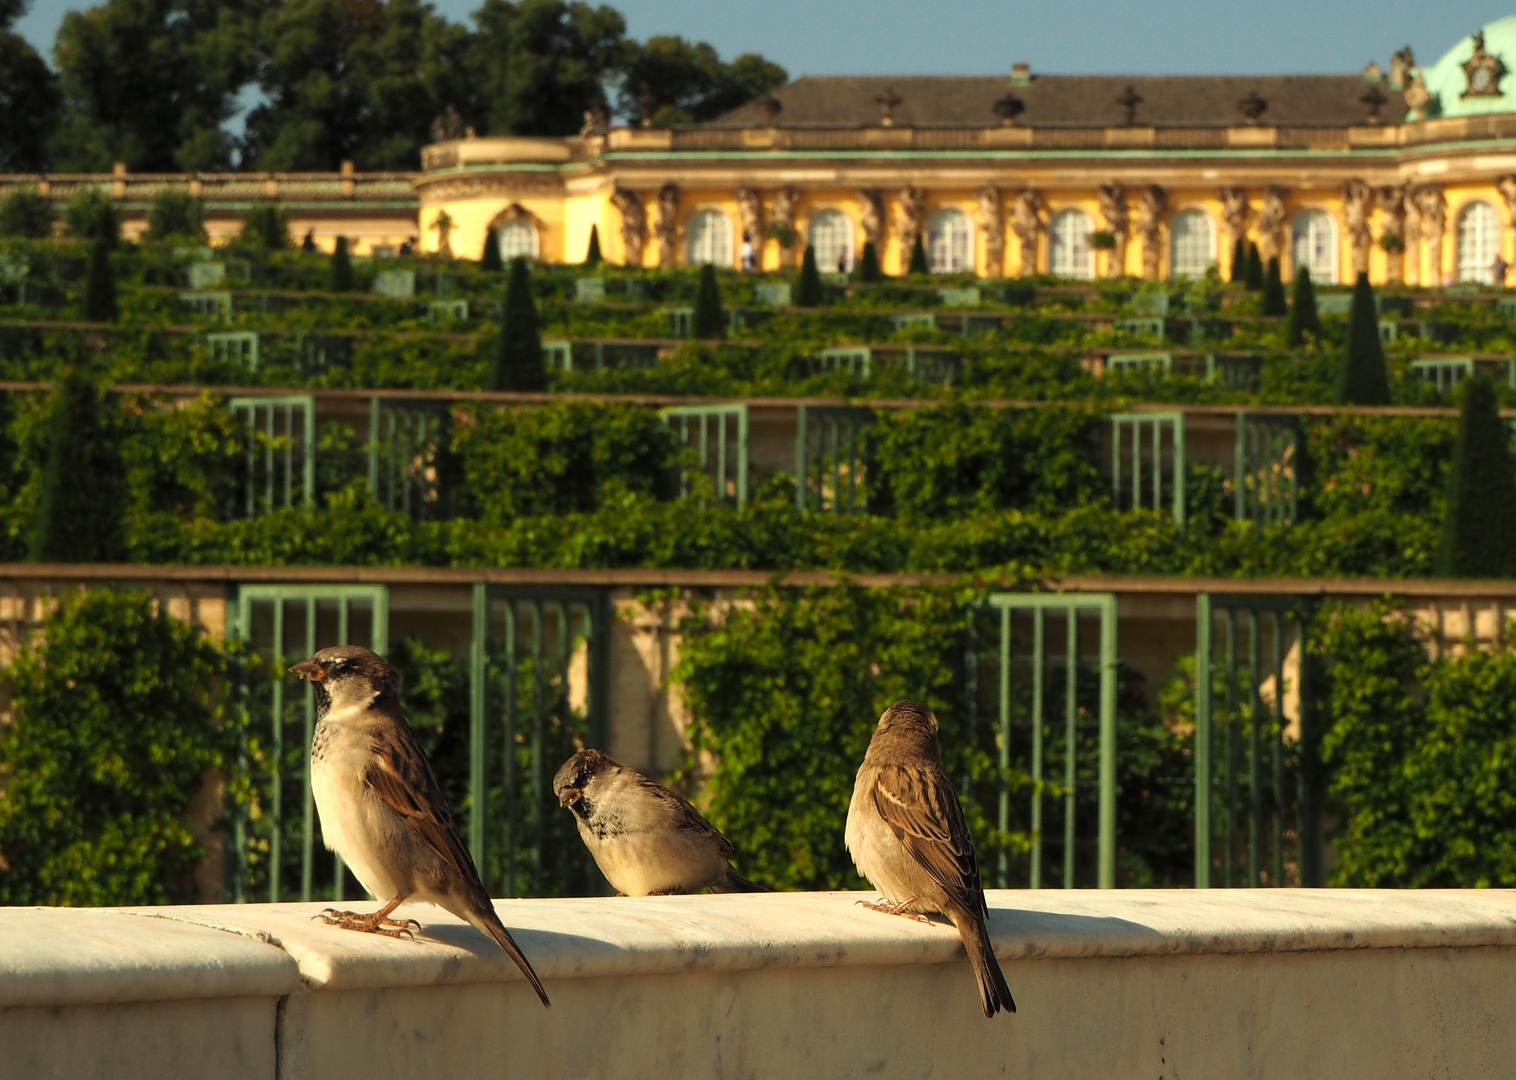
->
<box><xmin>492</xmin><ymin>257</ymin><xmax>545</xmax><ymax>391</ymax></box>
<box><xmin>585</xmin><ymin>225</ymin><xmax>602</xmax><ymax>265</ymax></box>
<box><xmin>908</xmin><ymin>233</ymin><xmax>929</xmax><ymax>275</ymax></box>
<box><xmin>797</xmin><ymin>243</ymin><xmax>823</xmax><ymax>306</ymax></box>
<box><xmin>1286</xmin><ymin>266</ymin><xmax>1321</xmax><ymax>347</ymax></box>
<box><xmin>480</xmin><ymin>229</ymin><xmax>503</xmax><ymax>272</ymax></box>
<box><xmin>693</xmin><ymin>263</ymin><xmax>725</xmax><ymax>339</ymax></box>
<box><xmin>239</xmin><ymin>204</ymin><xmax>288</xmax><ymax>251</ymax></box>
<box><xmin>82</xmin><ymin>237</ymin><xmax>117</xmax><ymax>323</ymax></box>
<box><xmin>29</xmin><ymin>367</ymin><xmax>127</xmax><ymax>563</ymax></box>
<box><xmin>1261</xmin><ymin>256</ymin><xmax>1287</xmax><ymax>316</ymax></box>
<box><xmin>856</xmin><ymin>241</ymin><xmax>882</xmax><ymax>283</ymax></box>
<box><xmin>1244</xmin><ymin>243</ymin><xmax>1264</xmax><ymax>290</ymax></box>
<box><xmin>1435</xmin><ymin>374</ymin><xmax>1516</xmax><ymax>578</ymax></box>
<box><xmin>1336</xmin><ymin>272</ymin><xmax>1390</xmax><ymax>405</ymax></box>
<box><xmin>1230</xmin><ymin>237</ymin><xmax>1246</xmax><ymax>283</ymax></box>
<box><xmin>328</xmin><ymin>236</ymin><xmax>354</xmax><ymax>292</ymax></box>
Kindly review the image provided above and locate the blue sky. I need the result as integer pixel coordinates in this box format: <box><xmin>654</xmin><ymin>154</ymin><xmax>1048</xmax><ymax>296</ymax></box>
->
<box><xmin>15</xmin><ymin>0</ymin><xmax>1509</xmax><ymax>76</ymax></box>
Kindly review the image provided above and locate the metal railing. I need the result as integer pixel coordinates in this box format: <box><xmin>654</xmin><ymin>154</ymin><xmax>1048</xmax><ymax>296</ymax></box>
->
<box><xmin>1234</xmin><ymin>414</ymin><xmax>1300</xmax><ymax>525</ymax></box>
<box><xmin>367</xmin><ymin>397</ymin><xmax>452</xmax><ymax>520</ymax></box>
<box><xmin>661</xmin><ymin>404</ymin><xmax>750</xmax><ymax>507</ymax></box>
<box><xmin>795</xmin><ymin>405</ymin><xmax>870</xmax><ymax>513</ymax></box>
<box><xmin>1109</xmin><ymin>411</ymin><xmax>1186</xmax><ymax>525</ymax></box>
<box><xmin>228</xmin><ymin>396</ymin><xmax>316</xmax><ymax>517</ymax></box>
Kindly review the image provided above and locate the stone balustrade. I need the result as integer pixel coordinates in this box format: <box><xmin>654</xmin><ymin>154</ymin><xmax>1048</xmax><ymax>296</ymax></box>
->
<box><xmin>4</xmin><ymin>889</ymin><xmax>1515</xmax><ymax>1078</ymax></box>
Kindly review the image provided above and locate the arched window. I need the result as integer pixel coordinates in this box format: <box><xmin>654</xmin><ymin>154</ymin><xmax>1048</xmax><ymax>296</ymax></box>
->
<box><xmin>687</xmin><ymin>209</ymin><xmax>733</xmax><ymax>267</ymax></box>
<box><xmin>496</xmin><ymin>220</ymin><xmax>539</xmax><ymax>261</ymax></box>
<box><xmin>1457</xmin><ymin>201</ymin><xmax>1500</xmax><ymax>284</ymax></box>
<box><xmin>1170</xmin><ymin>209</ymin><xmax>1215</xmax><ymax>279</ymax></box>
<box><xmin>927</xmin><ymin>208</ymin><xmax>974</xmax><ymax>273</ymax></box>
<box><xmin>1291</xmin><ymin>209</ymin><xmax>1337</xmax><ymax>284</ymax></box>
<box><xmin>1049</xmin><ymin>208</ymin><xmax>1094</xmax><ymax>280</ymax></box>
<box><xmin>808</xmin><ymin>209</ymin><xmax>854</xmax><ymax>273</ymax></box>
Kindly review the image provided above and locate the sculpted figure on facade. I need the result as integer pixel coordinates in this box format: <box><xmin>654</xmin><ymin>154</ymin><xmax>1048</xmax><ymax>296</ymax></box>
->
<box><xmin>655</xmin><ymin>183</ymin><xmax>680</xmax><ymax>268</ymax></box>
<box><xmin>770</xmin><ymin>185</ymin><xmax>800</xmax><ymax>265</ymax></box>
<box><xmin>1254</xmin><ymin>186</ymin><xmax>1288</xmax><ymax>263</ymax></box>
<box><xmin>976</xmin><ymin>186</ymin><xmax>1005</xmax><ymax>277</ymax></box>
<box><xmin>1098</xmin><ymin>184</ymin><xmax>1129</xmax><ymax>278</ymax></box>
<box><xmin>1412</xmin><ymin>185</ymin><xmax>1447</xmax><ymax>285</ymax></box>
<box><xmin>611</xmin><ymin>188</ymin><xmax>647</xmax><ymax>267</ymax></box>
<box><xmin>1218</xmin><ymin>187</ymin><xmax>1251</xmax><ymax>275</ymax></box>
<box><xmin>1134</xmin><ymin>185</ymin><xmax>1166</xmax><ymax>279</ymax></box>
<box><xmin>1376</xmin><ymin>183</ymin><xmax>1408</xmax><ymax>284</ymax></box>
<box><xmin>1342</xmin><ymin>179</ymin><xmax>1374</xmax><ymax>276</ymax></box>
<box><xmin>1498</xmin><ymin>175</ymin><xmax>1516</xmax><ymax>229</ymax></box>
<box><xmin>858</xmin><ymin>189</ymin><xmax>886</xmax><ymax>248</ymax></box>
<box><xmin>895</xmin><ymin>185</ymin><xmax>926</xmax><ymax>252</ymax></box>
<box><xmin>1010</xmin><ymin>190</ymin><xmax>1043</xmax><ymax>276</ymax></box>
<box><xmin>735</xmin><ymin>188</ymin><xmax>763</xmax><ymax>246</ymax></box>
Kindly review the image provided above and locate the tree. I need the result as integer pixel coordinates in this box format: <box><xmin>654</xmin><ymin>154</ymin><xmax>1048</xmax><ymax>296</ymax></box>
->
<box><xmin>856</xmin><ymin>240</ymin><xmax>881</xmax><ymax>284</ymax></box>
<box><xmin>1435</xmin><ymin>375</ymin><xmax>1516</xmax><ymax>578</ymax></box>
<box><xmin>1244</xmin><ymin>243</ymin><xmax>1263</xmax><ymax>290</ymax></box>
<box><xmin>29</xmin><ymin>367</ymin><xmax>127</xmax><ymax>562</ymax></box>
<box><xmin>1261</xmin><ymin>256</ymin><xmax>1287</xmax><ymax>317</ymax></box>
<box><xmin>1286</xmin><ymin>265</ymin><xmax>1321</xmax><ymax>347</ymax></box>
<box><xmin>145</xmin><ymin>190</ymin><xmax>205</xmax><ymax>241</ymax></box>
<box><xmin>908</xmin><ymin>233</ymin><xmax>929</xmax><ymax>276</ymax></box>
<box><xmin>0</xmin><ymin>190</ymin><xmax>54</xmax><ymax>238</ymax></box>
<box><xmin>0</xmin><ymin>0</ymin><xmax>61</xmax><ymax>171</ymax></box>
<box><xmin>796</xmin><ymin>243</ymin><xmax>822</xmax><ymax>306</ymax></box>
<box><xmin>693</xmin><ymin>262</ymin><xmax>724</xmax><ymax>339</ymax></box>
<box><xmin>1336</xmin><ymin>271</ymin><xmax>1390</xmax><ymax>405</ymax></box>
<box><xmin>1229</xmin><ymin>237</ymin><xmax>1246</xmax><ymax>284</ymax></box>
<box><xmin>480</xmin><ymin>228</ymin><xmax>503</xmax><ymax>271</ymax></box>
<box><xmin>584</xmin><ymin>223</ymin><xmax>602</xmax><ymax>265</ymax></box>
<box><xmin>82</xmin><ymin>237</ymin><xmax>118</xmax><ymax>323</ymax></box>
<box><xmin>492</xmin><ymin>256</ymin><xmax>545</xmax><ymax>391</ymax></box>
<box><xmin>328</xmin><ymin>236</ymin><xmax>354</xmax><ymax>291</ymax></box>
<box><xmin>63</xmin><ymin>187</ymin><xmax>119</xmax><ymax>247</ymax></box>
<box><xmin>239</xmin><ymin>204</ymin><xmax>289</xmax><ymax>250</ymax></box>
<box><xmin>618</xmin><ymin>34</ymin><xmax>785</xmax><ymax>126</ymax></box>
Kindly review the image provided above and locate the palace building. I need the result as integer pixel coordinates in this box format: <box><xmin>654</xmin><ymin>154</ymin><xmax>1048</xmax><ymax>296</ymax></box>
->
<box><xmin>414</xmin><ymin>17</ymin><xmax>1516</xmax><ymax>287</ymax></box>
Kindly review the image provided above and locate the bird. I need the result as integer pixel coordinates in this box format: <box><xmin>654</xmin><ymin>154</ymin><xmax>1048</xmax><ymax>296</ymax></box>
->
<box><xmin>553</xmin><ymin>748</ymin><xmax>766</xmax><ymax>896</ymax></box>
<box><xmin>290</xmin><ymin>644</ymin><xmax>550</xmax><ymax>1008</ymax></box>
<box><xmin>845</xmin><ymin>699</ymin><xmax>1015</xmax><ymax>1018</ymax></box>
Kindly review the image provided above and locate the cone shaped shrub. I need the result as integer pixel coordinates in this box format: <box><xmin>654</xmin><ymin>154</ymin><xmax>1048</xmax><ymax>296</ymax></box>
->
<box><xmin>0</xmin><ymin>191</ymin><xmax>54</xmax><ymax>238</ymax></box>
<box><xmin>585</xmin><ymin>224</ymin><xmax>602</xmax><ymax>265</ymax></box>
<box><xmin>908</xmin><ymin>234</ymin><xmax>929</xmax><ymax>275</ymax></box>
<box><xmin>239</xmin><ymin>205</ymin><xmax>288</xmax><ymax>251</ymax></box>
<box><xmin>1230</xmin><ymin>237</ymin><xmax>1246</xmax><ymax>283</ymax></box>
<box><xmin>1245</xmin><ymin>243</ymin><xmax>1264</xmax><ymax>290</ymax></box>
<box><xmin>693</xmin><ymin>263</ymin><xmax>725</xmax><ymax>339</ymax></box>
<box><xmin>856</xmin><ymin>241</ymin><xmax>882</xmax><ymax>283</ymax></box>
<box><xmin>145</xmin><ymin>190</ymin><xmax>205</xmax><ymax>241</ymax></box>
<box><xmin>1336</xmin><ymin>272</ymin><xmax>1390</xmax><ymax>405</ymax></box>
<box><xmin>1435</xmin><ymin>375</ymin><xmax>1516</xmax><ymax>577</ymax></box>
<box><xmin>1286</xmin><ymin>266</ymin><xmax>1322</xmax><ymax>346</ymax></box>
<box><xmin>480</xmin><ymin>229</ymin><xmax>503</xmax><ymax>272</ymax></box>
<box><xmin>1262</xmin><ymin>256</ymin><xmax>1287</xmax><ymax>316</ymax></box>
<box><xmin>82</xmin><ymin>238</ymin><xmax>117</xmax><ymax>323</ymax></box>
<box><xmin>29</xmin><ymin>368</ymin><xmax>127</xmax><ymax>563</ymax></box>
<box><xmin>797</xmin><ymin>244</ymin><xmax>823</xmax><ymax>306</ymax></box>
<box><xmin>328</xmin><ymin>236</ymin><xmax>354</xmax><ymax>292</ymax></box>
<box><xmin>492</xmin><ymin>257</ymin><xmax>545</xmax><ymax>391</ymax></box>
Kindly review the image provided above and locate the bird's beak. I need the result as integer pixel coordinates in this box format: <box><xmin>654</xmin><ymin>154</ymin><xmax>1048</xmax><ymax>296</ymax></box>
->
<box><xmin>558</xmin><ymin>786</ymin><xmax>581</xmax><ymax>807</ymax></box>
<box><xmin>289</xmin><ymin>659</ymin><xmax>324</xmax><ymax>682</ymax></box>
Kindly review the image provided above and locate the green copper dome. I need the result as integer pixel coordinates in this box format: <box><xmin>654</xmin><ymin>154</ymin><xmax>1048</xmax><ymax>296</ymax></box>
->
<box><xmin>1416</xmin><ymin>17</ymin><xmax>1516</xmax><ymax>119</ymax></box>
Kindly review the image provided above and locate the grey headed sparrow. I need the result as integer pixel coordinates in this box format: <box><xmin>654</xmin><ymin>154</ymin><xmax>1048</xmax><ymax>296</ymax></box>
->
<box><xmin>554</xmin><ymin>748</ymin><xmax>765</xmax><ymax>896</ymax></box>
<box><xmin>845</xmin><ymin>699</ymin><xmax>1015</xmax><ymax>1017</ymax></box>
<box><xmin>291</xmin><ymin>644</ymin><xmax>550</xmax><ymax>1007</ymax></box>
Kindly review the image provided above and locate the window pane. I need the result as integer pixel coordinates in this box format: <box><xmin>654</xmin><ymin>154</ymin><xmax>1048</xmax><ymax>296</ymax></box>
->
<box><xmin>1170</xmin><ymin>209</ymin><xmax>1213</xmax><ymax>279</ymax></box>
<box><xmin>688</xmin><ymin>210</ymin><xmax>733</xmax><ymax>267</ymax></box>
<box><xmin>809</xmin><ymin>210</ymin><xmax>853</xmax><ymax>272</ymax></box>
<box><xmin>1049</xmin><ymin>209</ymin><xmax>1094</xmax><ymax>280</ymax></box>
<box><xmin>927</xmin><ymin>209</ymin><xmax>972</xmax><ymax>273</ymax></box>
<box><xmin>497</xmin><ymin>221</ymin><xmax>538</xmax><ymax>260</ymax></box>
<box><xmin>1291</xmin><ymin>210</ymin><xmax>1337</xmax><ymax>283</ymax></box>
<box><xmin>1458</xmin><ymin>202</ymin><xmax>1498</xmax><ymax>285</ymax></box>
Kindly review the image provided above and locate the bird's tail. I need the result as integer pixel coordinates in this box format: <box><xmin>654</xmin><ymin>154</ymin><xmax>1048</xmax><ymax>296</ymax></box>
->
<box><xmin>716</xmin><ymin>867</ymin><xmax>769</xmax><ymax>893</ymax></box>
<box><xmin>463</xmin><ymin>898</ymin><xmax>551</xmax><ymax>1008</ymax></box>
<box><xmin>952</xmin><ymin>908</ymin><xmax>1015</xmax><ymax>1018</ymax></box>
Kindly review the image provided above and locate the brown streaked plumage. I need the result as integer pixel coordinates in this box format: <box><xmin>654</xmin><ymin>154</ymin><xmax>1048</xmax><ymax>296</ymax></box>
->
<box><xmin>553</xmin><ymin>749</ymin><xmax>765</xmax><ymax>896</ymax></box>
<box><xmin>845</xmin><ymin>699</ymin><xmax>1015</xmax><ymax>1018</ymax></box>
<box><xmin>291</xmin><ymin>644</ymin><xmax>550</xmax><ymax>1008</ymax></box>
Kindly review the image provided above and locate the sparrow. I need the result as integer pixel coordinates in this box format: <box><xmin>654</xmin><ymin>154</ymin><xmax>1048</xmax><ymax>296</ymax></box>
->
<box><xmin>290</xmin><ymin>645</ymin><xmax>550</xmax><ymax>1008</ymax></box>
<box><xmin>553</xmin><ymin>748</ymin><xmax>766</xmax><ymax>896</ymax></box>
<box><xmin>845</xmin><ymin>699</ymin><xmax>1015</xmax><ymax>1018</ymax></box>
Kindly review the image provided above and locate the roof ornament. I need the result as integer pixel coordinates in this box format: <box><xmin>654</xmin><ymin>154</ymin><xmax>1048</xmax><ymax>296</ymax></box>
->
<box><xmin>1360</xmin><ymin>84</ymin><xmax>1388</xmax><ymax>125</ymax></box>
<box><xmin>1404</xmin><ymin>71</ymin><xmax>1431</xmax><ymax>120</ymax></box>
<box><xmin>1388</xmin><ymin>47</ymin><xmax>1415</xmax><ymax>91</ymax></box>
<box><xmin>1362</xmin><ymin>60</ymin><xmax>1384</xmax><ymax>82</ymax></box>
<box><xmin>429</xmin><ymin>106</ymin><xmax>463</xmax><ymax>144</ymax></box>
<box><xmin>993</xmin><ymin>93</ymin><xmax>1025</xmax><ymax>126</ymax></box>
<box><xmin>1461</xmin><ymin>30</ymin><xmax>1507</xmax><ymax>98</ymax></box>
<box><xmin>875</xmin><ymin>87</ymin><xmax>902</xmax><ymax>127</ymax></box>
<box><xmin>1115</xmin><ymin>85</ymin><xmax>1143</xmax><ymax>126</ymax></box>
<box><xmin>1237</xmin><ymin>90</ymin><xmax>1268</xmax><ymax>125</ymax></box>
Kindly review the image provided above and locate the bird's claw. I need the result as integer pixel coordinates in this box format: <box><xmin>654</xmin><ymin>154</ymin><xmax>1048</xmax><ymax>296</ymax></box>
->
<box><xmin>856</xmin><ymin>897</ymin><xmax>934</xmax><ymax>924</ymax></box>
<box><xmin>315</xmin><ymin>907</ymin><xmax>420</xmax><ymax>939</ymax></box>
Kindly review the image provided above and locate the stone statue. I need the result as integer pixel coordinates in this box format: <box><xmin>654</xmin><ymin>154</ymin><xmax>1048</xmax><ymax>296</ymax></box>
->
<box><xmin>736</xmin><ymin>188</ymin><xmax>763</xmax><ymax>245</ymax></box>
<box><xmin>430</xmin><ymin>107</ymin><xmax>463</xmax><ymax>144</ymax></box>
<box><xmin>1413</xmin><ymin>184</ymin><xmax>1446</xmax><ymax>285</ymax></box>
<box><xmin>1389</xmin><ymin>47</ymin><xmax>1414</xmax><ymax>91</ymax></box>
<box><xmin>1098</xmin><ymin>184</ymin><xmax>1129</xmax><ymax>278</ymax></box>
<box><xmin>655</xmin><ymin>183</ymin><xmax>680</xmax><ymax>268</ymax></box>
<box><xmin>976</xmin><ymin>186</ymin><xmax>1004</xmax><ymax>277</ymax></box>
<box><xmin>1219</xmin><ymin>187</ymin><xmax>1252</xmax><ymax>273</ymax></box>
<box><xmin>1403</xmin><ymin>190</ymin><xmax>1422</xmax><ymax>286</ymax></box>
<box><xmin>611</xmin><ymin>188</ymin><xmax>647</xmax><ymax>267</ymax></box>
<box><xmin>1404</xmin><ymin>71</ymin><xmax>1431</xmax><ymax>121</ymax></box>
<box><xmin>1134</xmin><ymin>185</ymin><xmax>1166</xmax><ymax>280</ymax></box>
<box><xmin>1376</xmin><ymin>183</ymin><xmax>1408</xmax><ymax>284</ymax></box>
<box><xmin>858</xmin><ymin>189</ymin><xmax>886</xmax><ymax>248</ymax></box>
<box><xmin>895</xmin><ymin>185</ymin><xmax>926</xmax><ymax>251</ymax></box>
<box><xmin>771</xmin><ymin>185</ymin><xmax>800</xmax><ymax>265</ymax></box>
<box><xmin>1255</xmin><ymin>186</ymin><xmax>1288</xmax><ymax>263</ymax></box>
<box><xmin>1497</xmin><ymin>175</ymin><xmax>1516</xmax><ymax>226</ymax></box>
<box><xmin>1342</xmin><ymin>179</ymin><xmax>1374</xmax><ymax>276</ymax></box>
<box><xmin>1011</xmin><ymin>190</ymin><xmax>1043</xmax><ymax>276</ymax></box>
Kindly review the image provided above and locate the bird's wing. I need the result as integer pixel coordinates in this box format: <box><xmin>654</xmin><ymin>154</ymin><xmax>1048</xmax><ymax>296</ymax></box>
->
<box><xmin>871</xmin><ymin>762</ymin><xmax>985</xmax><ymax>914</ymax></box>
<box><xmin>633</xmin><ymin>772</ymin><xmax>737</xmax><ymax>861</ymax></box>
<box><xmin>364</xmin><ymin>720</ymin><xmax>476</xmax><ymax>881</ymax></box>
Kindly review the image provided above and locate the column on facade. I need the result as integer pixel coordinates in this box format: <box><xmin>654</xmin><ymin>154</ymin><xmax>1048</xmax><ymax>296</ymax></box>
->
<box><xmin>655</xmin><ymin>183</ymin><xmax>679</xmax><ymax>268</ymax></box>
<box><xmin>976</xmin><ymin>186</ymin><xmax>1005</xmax><ymax>278</ymax></box>
<box><xmin>1219</xmin><ymin>188</ymin><xmax>1252</xmax><ymax>280</ymax></box>
<box><xmin>1254</xmin><ymin>186</ymin><xmax>1287</xmax><ymax>268</ymax></box>
<box><xmin>1342</xmin><ymin>179</ymin><xmax>1373</xmax><ymax>278</ymax></box>
<box><xmin>611</xmin><ymin>187</ymin><xmax>648</xmax><ymax>268</ymax></box>
<box><xmin>1375</xmin><ymin>183</ymin><xmax>1408</xmax><ymax>285</ymax></box>
<box><xmin>770</xmin><ymin>185</ymin><xmax>799</xmax><ymax>268</ymax></box>
<box><xmin>894</xmin><ymin>186</ymin><xmax>926</xmax><ymax>274</ymax></box>
<box><xmin>1413</xmin><ymin>185</ymin><xmax>1446</xmax><ymax>287</ymax></box>
<box><xmin>858</xmin><ymin>189</ymin><xmax>885</xmax><ymax>267</ymax></box>
<box><xmin>1135</xmin><ymin>185</ymin><xmax>1166</xmax><ymax>280</ymax></box>
<box><xmin>1010</xmin><ymin>190</ymin><xmax>1043</xmax><ymax>277</ymax></box>
<box><xmin>1098</xmin><ymin>184</ymin><xmax>1128</xmax><ymax>279</ymax></box>
<box><xmin>1497</xmin><ymin>175</ymin><xmax>1516</xmax><ymax>268</ymax></box>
